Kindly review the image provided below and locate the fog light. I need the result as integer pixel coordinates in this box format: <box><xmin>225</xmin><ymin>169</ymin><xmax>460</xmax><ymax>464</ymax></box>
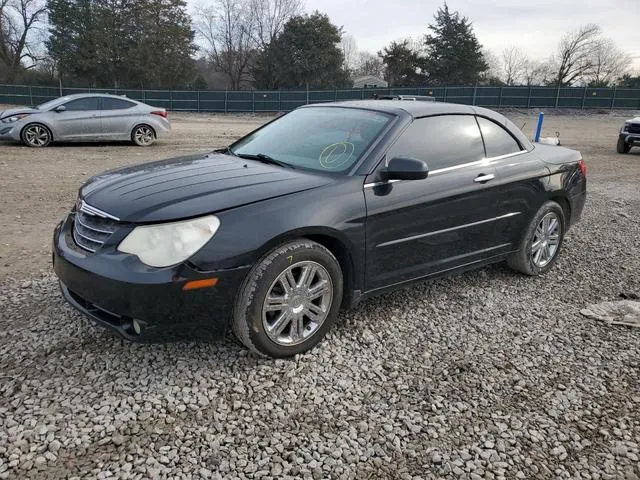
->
<box><xmin>133</xmin><ymin>319</ymin><xmax>142</xmax><ymax>335</ymax></box>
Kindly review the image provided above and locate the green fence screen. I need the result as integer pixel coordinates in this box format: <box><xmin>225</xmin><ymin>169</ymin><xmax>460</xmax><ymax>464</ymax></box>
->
<box><xmin>1</xmin><ymin>84</ymin><xmax>638</xmax><ymax>112</ymax></box>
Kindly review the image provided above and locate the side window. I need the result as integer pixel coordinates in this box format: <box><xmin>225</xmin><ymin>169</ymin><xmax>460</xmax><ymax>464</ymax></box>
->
<box><xmin>477</xmin><ymin>116</ymin><xmax>522</xmax><ymax>158</ymax></box>
<box><xmin>63</xmin><ymin>97</ymin><xmax>100</xmax><ymax>111</ymax></box>
<box><xmin>387</xmin><ymin>115</ymin><xmax>485</xmax><ymax>170</ymax></box>
<box><xmin>102</xmin><ymin>97</ymin><xmax>136</xmax><ymax>110</ymax></box>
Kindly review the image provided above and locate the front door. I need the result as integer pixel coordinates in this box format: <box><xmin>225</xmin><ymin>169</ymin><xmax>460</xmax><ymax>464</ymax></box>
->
<box><xmin>364</xmin><ymin>114</ymin><xmax>508</xmax><ymax>292</ymax></box>
<box><xmin>55</xmin><ymin>97</ymin><xmax>102</xmax><ymax>139</ymax></box>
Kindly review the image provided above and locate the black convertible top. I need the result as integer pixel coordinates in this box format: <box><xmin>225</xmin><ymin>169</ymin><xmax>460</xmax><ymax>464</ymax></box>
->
<box><xmin>302</xmin><ymin>100</ymin><xmax>534</xmax><ymax>151</ymax></box>
<box><xmin>303</xmin><ymin>99</ymin><xmax>474</xmax><ymax>117</ymax></box>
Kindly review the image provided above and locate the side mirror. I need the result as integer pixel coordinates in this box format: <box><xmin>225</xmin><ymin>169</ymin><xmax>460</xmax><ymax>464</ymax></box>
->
<box><xmin>380</xmin><ymin>157</ymin><xmax>429</xmax><ymax>181</ymax></box>
<box><xmin>54</xmin><ymin>105</ymin><xmax>66</xmax><ymax>112</ymax></box>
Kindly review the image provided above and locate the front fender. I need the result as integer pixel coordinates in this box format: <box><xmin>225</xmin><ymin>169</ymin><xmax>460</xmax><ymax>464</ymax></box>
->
<box><xmin>187</xmin><ymin>177</ymin><xmax>367</xmax><ymax>290</ymax></box>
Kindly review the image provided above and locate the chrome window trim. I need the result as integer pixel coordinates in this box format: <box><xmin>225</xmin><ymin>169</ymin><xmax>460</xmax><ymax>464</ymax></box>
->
<box><xmin>364</xmin><ymin>149</ymin><xmax>527</xmax><ymax>188</ymax></box>
<box><xmin>376</xmin><ymin>212</ymin><xmax>522</xmax><ymax>248</ymax></box>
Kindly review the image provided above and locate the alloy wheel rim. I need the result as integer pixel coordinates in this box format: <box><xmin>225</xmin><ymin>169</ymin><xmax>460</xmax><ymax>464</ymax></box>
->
<box><xmin>262</xmin><ymin>261</ymin><xmax>333</xmax><ymax>346</ymax></box>
<box><xmin>135</xmin><ymin>126</ymin><xmax>153</xmax><ymax>145</ymax></box>
<box><xmin>531</xmin><ymin>212</ymin><xmax>561</xmax><ymax>268</ymax></box>
<box><xmin>25</xmin><ymin>126</ymin><xmax>49</xmax><ymax>146</ymax></box>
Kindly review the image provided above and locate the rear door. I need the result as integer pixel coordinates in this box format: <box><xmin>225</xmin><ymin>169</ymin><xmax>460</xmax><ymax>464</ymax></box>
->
<box><xmin>364</xmin><ymin>114</ymin><xmax>507</xmax><ymax>292</ymax></box>
<box><xmin>55</xmin><ymin>97</ymin><xmax>101</xmax><ymax>139</ymax></box>
<box><xmin>476</xmin><ymin>116</ymin><xmax>549</xmax><ymax>248</ymax></box>
<box><xmin>99</xmin><ymin>97</ymin><xmax>139</xmax><ymax>138</ymax></box>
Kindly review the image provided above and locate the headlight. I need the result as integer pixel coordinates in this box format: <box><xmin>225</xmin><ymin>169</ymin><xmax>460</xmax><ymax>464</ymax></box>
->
<box><xmin>117</xmin><ymin>215</ymin><xmax>220</xmax><ymax>267</ymax></box>
<box><xmin>622</xmin><ymin>122</ymin><xmax>630</xmax><ymax>133</ymax></box>
<box><xmin>1</xmin><ymin>114</ymin><xmax>30</xmax><ymax>123</ymax></box>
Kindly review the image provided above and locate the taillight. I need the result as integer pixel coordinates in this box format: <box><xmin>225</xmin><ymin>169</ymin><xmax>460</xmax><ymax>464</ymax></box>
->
<box><xmin>151</xmin><ymin>110</ymin><xmax>167</xmax><ymax>118</ymax></box>
<box><xmin>578</xmin><ymin>158</ymin><xmax>587</xmax><ymax>177</ymax></box>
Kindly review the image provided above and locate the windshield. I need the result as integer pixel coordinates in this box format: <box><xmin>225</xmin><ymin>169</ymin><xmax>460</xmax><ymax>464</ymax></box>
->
<box><xmin>230</xmin><ymin>107</ymin><xmax>394</xmax><ymax>173</ymax></box>
<box><xmin>36</xmin><ymin>97</ymin><xmax>70</xmax><ymax>110</ymax></box>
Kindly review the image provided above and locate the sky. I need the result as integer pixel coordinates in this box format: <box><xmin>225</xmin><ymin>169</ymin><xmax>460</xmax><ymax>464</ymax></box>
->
<box><xmin>285</xmin><ymin>0</ymin><xmax>639</xmax><ymax>72</ymax></box>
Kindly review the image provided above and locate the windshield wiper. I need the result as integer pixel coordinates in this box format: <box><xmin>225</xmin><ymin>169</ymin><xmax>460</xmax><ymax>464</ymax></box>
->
<box><xmin>235</xmin><ymin>153</ymin><xmax>294</xmax><ymax>169</ymax></box>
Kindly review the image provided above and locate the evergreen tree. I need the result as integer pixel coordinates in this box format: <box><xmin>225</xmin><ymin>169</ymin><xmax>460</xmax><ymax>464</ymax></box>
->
<box><xmin>378</xmin><ymin>40</ymin><xmax>424</xmax><ymax>86</ymax></box>
<box><xmin>423</xmin><ymin>3</ymin><xmax>487</xmax><ymax>85</ymax></box>
<box><xmin>47</xmin><ymin>0</ymin><xmax>197</xmax><ymax>88</ymax></box>
<box><xmin>252</xmin><ymin>12</ymin><xmax>350</xmax><ymax>89</ymax></box>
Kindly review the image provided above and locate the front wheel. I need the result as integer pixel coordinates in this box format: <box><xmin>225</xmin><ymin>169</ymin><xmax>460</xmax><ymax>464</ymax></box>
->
<box><xmin>617</xmin><ymin>137</ymin><xmax>631</xmax><ymax>154</ymax></box>
<box><xmin>21</xmin><ymin>123</ymin><xmax>52</xmax><ymax>147</ymax></box>
<box><xmin>232</xmin><ymin>239</ymin><xmax>343</xmax><ymax>358</ymax></box>
<box><xmin>131</xmin><ymin>124</ymin><xmax>155</xmax><ymax>146</ymax></box>
<box><xmin>508</xmin><ymin>201</ymin><xmax>565</xmax><ymax>276</ymax></box>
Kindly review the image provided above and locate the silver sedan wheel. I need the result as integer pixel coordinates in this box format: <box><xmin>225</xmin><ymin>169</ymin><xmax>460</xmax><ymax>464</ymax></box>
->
<box><xmin>531</xmin><ymin>212</ymin><xmax>561</xmax><ymax>268</ymax></box>
<box><xmin>23</xmin><ymin>125</ymin><xmax>50</xmax><ymax>147</ymax></box>
<box><xmin>262</xmin><ymin>261</ymin><xmax>333</xmax><ymax>346</ymax></box>
<box><xmin>133</xmin><ymin>125</ymin><xmax>154</xmax><ymax>146</ymax></box>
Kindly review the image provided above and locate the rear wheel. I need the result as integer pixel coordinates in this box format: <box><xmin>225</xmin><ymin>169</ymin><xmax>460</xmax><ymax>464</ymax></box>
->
<box><xmin>508</xmin><ymin>201</ymin><xmax>565</xmax><ymax>276</ymax></box>
<box><xmin>21</xmin><ymin>123</ymin><xmax>52</xmax><ymax>147</ymax></box>
<box><xmin>131</xmin><ymin>124</ymin><xmax>155</xmax><ymax>146</ymax></box>
<box><xmin>617</xmin><ymin>137</ymin><xmax>631</xmax><ymax>154</ymax></box>
<box><xmin>232</xmin><ymin>239</ymin><xmax>343</xmax><ymax>358</ymax></box>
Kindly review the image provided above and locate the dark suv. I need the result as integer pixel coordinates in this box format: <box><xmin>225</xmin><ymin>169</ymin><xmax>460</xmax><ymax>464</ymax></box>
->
<box><xmin>618</xmin><ymin>117</ymin><xmax>640</xmax><ymax>153</ymax></box>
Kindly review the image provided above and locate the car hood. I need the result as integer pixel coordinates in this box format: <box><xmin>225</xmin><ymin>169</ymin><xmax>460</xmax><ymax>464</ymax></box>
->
<box><xmin>80</xmin><ymin>153</ymin><xmax>335</xmax><ymax>223</ymax></box>
<box><xmin>0</xmin><ymin>107</ymin><xmax>40</xmax><ymax>119</ymax></box>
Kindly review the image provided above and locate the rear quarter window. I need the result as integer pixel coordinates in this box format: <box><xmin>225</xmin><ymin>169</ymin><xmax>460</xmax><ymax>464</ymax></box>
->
<box><xmin>477</xmin><ymin>116</ymin><xmax>522</xmax><ymax>158</ymax></box>
<box><xmin>101</xmin><ymin>98</ymin><xmax>136</xmax><ymax>110</ymax></box>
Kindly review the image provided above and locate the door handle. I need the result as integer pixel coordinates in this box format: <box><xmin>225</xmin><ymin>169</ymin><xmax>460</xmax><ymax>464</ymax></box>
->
<box><xmin>474</xmin><ymin>173</ymin><xmax>495</xmax><ymax>183</ymax></box>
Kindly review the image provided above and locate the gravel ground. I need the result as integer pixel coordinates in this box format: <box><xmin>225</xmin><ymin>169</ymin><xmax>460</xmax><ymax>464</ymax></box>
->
<box><xmin>1</xmin><ymin>111</ymin><xmax>640</xmax><ymax>479</ymax></box>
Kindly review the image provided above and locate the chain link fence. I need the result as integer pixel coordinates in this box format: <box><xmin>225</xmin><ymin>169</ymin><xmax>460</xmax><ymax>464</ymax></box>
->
<box><xmin>1</xmin><ymin>84</ymin><xmax>639</xmax><ymax>112</ymax></box>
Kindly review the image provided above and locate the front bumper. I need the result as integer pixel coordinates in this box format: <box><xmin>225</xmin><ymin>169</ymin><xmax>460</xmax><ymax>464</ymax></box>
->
<box><xmin>53</xmin><ymin>215</ymin><xmax>251</xmax><ymax>342</ymax></box>
<box><xmin>0</xmin><ymin>124</ymin><xmax>20</xmax><ymax>141</ymax></box>
<box><xmin>620</xmin><ymin>132</ymin><xmax>640</xmax><ymax>145</ymax></box>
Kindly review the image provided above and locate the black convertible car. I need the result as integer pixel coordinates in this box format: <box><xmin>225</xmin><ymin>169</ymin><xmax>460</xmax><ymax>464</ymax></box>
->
<box><xmin>53</xmin><ymin>101</ymin><xmax>587</xmax><ymax>357</ymax></box>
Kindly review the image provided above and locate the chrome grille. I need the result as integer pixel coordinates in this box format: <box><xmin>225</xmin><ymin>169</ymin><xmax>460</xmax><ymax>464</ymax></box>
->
<box><xmin>73</xmin><ymin>201</ymin><xmax>120</xmax><ymax>252</ymax></box>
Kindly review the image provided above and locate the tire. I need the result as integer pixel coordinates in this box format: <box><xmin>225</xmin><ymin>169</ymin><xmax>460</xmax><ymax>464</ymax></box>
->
<box><xmin>232</xmin><ymin>239</ymin><xmax>343</xmax><ymax>358</ymax></box>
<box><xmin>617</xmin><ymin>137</ymin><xmax>630</xmax><ymax>154</ymax></box>
<box><xmin>131</xmin><ymin>124</ymin><xmax>155</xmax><ymax>146</ymax></box>
<box><xmin>507</xmin><ymin>200</ymin><xmax>566</xmax><ymax>276</ymax></box>
<box><xmin>21</xmin><ymin>123</ymin><xmax>52</xmax><ymax>147</ymax></box>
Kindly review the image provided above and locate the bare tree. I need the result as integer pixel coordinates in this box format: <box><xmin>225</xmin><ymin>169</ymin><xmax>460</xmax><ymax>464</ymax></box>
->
<box><xmin>501</xmin><ymin>45</ymin><xmax>528</xmax><ymax>86</ymax></box>
<box><xmin>481</xmin><ymin>48</ymin><xmax>502</xmax><ymax>84</ymax></box>
<box><xmin>194</xmin><ymin>0</ymin><xmax>301</xmax><ymax>89</ymax></box>
<box><xmin>193</xmin><ymin>0</ymin><xmax>256</xmax><ymax>90</ymax></box>
<box><xmin>341</xmin><ymin>34</ymin><xmax>357</xmax><ymax>72</ymax></box>
<box><xmin>250</xmin><ymin>0</ymin><xmax>302</xmax><ymax>48</ymax></box>
<box><xmin>552</xmin><ymin>23</ymin><xmax>601</xmax><ymax>86</ymax></box>
<box><xmin>523</xmin><ymin>59</ymin><xmax>553</xmax><ymax>86</ymax></box>
<box><xmin>584</xmin><ymin>37</ymin><xmax>631</xmax><ymax>87</ymax></box>
<box><xmin>0</xmin><ymin>0</ymin><xmax>46</xmax><ymax>82</ymax></box>
<box><xmin>353</xmin><ymin>51</ymin><xmax>384</xmax><ymax>78</ymax></box>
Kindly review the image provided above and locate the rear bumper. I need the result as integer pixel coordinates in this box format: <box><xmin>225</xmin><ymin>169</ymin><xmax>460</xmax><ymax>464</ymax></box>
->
<box><xmin>152</xmin><ymin>118</ymin><xmax>171</xmax><ymax>138</ymax></box>
<box><xmin>53</xmin><ymin>216</ymin><xmax>250</xmax><ymax>341</ymax></box>
<box><xmin>568</xmin><ymin>190</ymin><xmax>586</xmax><ymax>228</ymax></box>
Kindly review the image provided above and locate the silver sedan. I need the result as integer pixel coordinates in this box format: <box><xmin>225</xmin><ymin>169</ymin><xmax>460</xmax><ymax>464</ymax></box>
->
<box><xmin>0</xmin><ymin>93</ymin><xmax>171</xmax><ymax>147</ymax></box>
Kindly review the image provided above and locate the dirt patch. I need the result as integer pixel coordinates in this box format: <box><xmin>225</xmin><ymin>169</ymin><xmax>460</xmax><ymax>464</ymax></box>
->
<box><xmin>0</xmin><ymin>112</ymin><xmax>269</xmax><ymax>280</ymax></box>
